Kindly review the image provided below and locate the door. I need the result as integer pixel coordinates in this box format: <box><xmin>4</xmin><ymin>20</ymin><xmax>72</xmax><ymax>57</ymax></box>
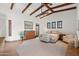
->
<box><xmin>36</xmin><ymin>24</ymin><xmax>39</xmax><ymax>37</ymax></box>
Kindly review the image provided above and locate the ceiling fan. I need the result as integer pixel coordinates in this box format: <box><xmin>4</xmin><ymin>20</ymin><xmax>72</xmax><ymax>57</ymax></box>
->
<box><xmin>39</xmin><ymin>3</ymin><xmax>53</xmax><ymax>18</ymax></box>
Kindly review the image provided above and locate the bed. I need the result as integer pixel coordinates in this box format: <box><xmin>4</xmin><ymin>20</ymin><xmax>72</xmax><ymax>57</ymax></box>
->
<box><xmin>16</xmin><ymin>38</ymin><xmax>68</xmax><ymax>56</ymax></box>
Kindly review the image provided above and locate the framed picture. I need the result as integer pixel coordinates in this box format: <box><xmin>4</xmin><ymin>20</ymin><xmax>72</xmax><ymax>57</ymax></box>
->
<box><xmin>52</xmin><ymin>22</ymin><xmax>56</xmax><ymax>29</ymax></box>
<box><xmin>24</xmin><ymin>21</ymin><xmax>33</xmax><ymax>29</ymax></box>
<box><xmin>57</xmin><ymin>21</ymin><xmax>62</xmax><ymax>28</ymax></box>
<box><xmin>47</xmin><ymin>22</ymin><xmax>51</xmax><ymax>29</ymax></box>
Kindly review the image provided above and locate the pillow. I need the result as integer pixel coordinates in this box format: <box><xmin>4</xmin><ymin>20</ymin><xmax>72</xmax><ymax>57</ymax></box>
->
<box><xmin>39</xmin><ymin>33</ymin><xmax>59</xmax><ymax>43</ymax></box>
<box><xmin>46</xmin><ymin>30</ymin><xmax>61</xmax><ymax>34</ymax></box>
<box><xmin>51</xmin><ymin>31</ymin><xmax>61</xmax><ymax>34</ymax></box>
<box><xmin>63</xmin><ymin>36</ymin><xmax>74</xmax><ymax>43</ymax></box>
<box><xmin>50</xmin><ymin>33</ymin><xmax>59</xmax><ymax>40</ymax></box>
<box><xmin>50</xmin><ymin>36</ymin><xmax>57</xmax><ymax>43</ymax></box>
<box><xmin>49</xmin><ymin>33</ymin><xmax>59</xmax><ymax>42</ymax></box>
<box><xmin>46</xmin><ymin>30</ymin><xmax>52</xmax><ymax>34</ymax></box>
<box><xmin>39</xmin><ymin>34</ymin><xmax>50</xmax><ymax>43</ymax></box>
<box><xmin>65</xmin><ymin>34</ymin><xmax>74</xmax><ymax>39</ymax></box>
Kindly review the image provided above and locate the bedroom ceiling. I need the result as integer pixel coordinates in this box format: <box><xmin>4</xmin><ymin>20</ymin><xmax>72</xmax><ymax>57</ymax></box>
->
<box><xmin>0</xmin><ymin>3</ymin><xmax>77</xmax><ymax>19</ymax></box>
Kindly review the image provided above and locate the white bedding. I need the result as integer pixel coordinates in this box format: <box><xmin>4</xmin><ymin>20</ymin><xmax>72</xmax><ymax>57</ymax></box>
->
<box><xmin>16</xmin><ymin>38</ymin><xmax>68</xmax><ymax>56</ymax></box>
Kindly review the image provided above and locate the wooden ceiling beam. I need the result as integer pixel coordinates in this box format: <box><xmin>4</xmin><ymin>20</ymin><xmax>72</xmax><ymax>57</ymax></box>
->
<box><xmin>22</xmin><ymin>3</ymin><xmax>32</xmax><ymax>13</ymax></box>
<box><xmin>10</xmin><ymin>3</ymin><xmax>14</xmax><ymax>10</ymax></box>
<box><xmin>36</xmin><ymin>3</ymin><xmax>74</xmax><ymax>17</ymax></box>
<box><xmin>40</xmin><ymin>14</ymin><xmax>49</xmax><ymax>19</ymax></box>
<box><xmin>30</xmin><ymin>4</ymin><xmax>44</xmax><ymax>15</ymax></box>
<box><xmin>43</xmin><ymin>3</ymin><xmax>53</xmax><ymax>12</ymax></box>
<box><xmin>40</xmin><ymin>6</ymin><xmax>77</xmax><ymax>19</ymax></box>
<box><xmin>48</xmin><ymin>3</ymin><xmax>53</xmax><ymax>6</ymax></box>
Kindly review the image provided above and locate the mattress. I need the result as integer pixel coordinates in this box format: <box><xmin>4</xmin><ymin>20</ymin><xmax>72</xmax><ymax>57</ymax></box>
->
<box><xmin>16</xmin><ymin>38</ymin><xmax>68</xmax><ymax>56</ymax></box>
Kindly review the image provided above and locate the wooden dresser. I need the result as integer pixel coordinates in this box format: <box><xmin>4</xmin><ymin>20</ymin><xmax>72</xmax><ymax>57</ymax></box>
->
<box><xmin>24</xmin><ymin>31</ymin><xmax>35</xmax><ymax>40</ymax></box>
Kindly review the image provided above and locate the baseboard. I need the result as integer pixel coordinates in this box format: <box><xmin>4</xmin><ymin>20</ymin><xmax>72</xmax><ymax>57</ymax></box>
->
<box><xmin>5</xmin><ymin>39</ymin><xmax>22</xmax><ymax>43</ymax></box>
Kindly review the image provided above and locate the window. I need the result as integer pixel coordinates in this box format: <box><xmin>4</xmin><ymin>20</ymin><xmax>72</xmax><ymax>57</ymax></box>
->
<box><xmin>47</xmin><ymin>22</ymin><xmax>51</xmax><ymax>29</ymax></box>
<box><xmin>57</xmin><ymin>21</ymin><xmax>62</xmax><ymax>28</ymax></box>
<box><xmin>52</xmin><ymin>22</ymin><xmax>56</xmax><ymax>29</ymax></box>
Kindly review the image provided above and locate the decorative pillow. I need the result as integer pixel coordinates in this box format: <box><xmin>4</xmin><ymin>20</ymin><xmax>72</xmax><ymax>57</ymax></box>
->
<box><xmin>39</xmin><ymin>33</ymin><xmax>60</xmax><ymax>43</ymax></box>
<box><xmin>65</xmin><ymin>34</ymin><xmax>74</xmax><ymax>39</ymax></box>
<box><xmin>46</xmin><ymin>30</ymin><xmax>52</xmax><ymax>34</ymax></box>
<box><xmin>46</xmin><ymin>30</ymin><xmax>61</xmax><ymax>34</ymax></box>
<box><xmin>49</xmin><ymin>33</ymin><xmax>59</xmax><ymax>42</ymax></box>
<box><xmin>39</xmin><ymin>34</ymin><xmax>50</xmax><ymax>43</ymax></box>
<box><xmin>63</xmin><ymin>36</ymin><xmax>74</xmax><ymax>43</ymax></box>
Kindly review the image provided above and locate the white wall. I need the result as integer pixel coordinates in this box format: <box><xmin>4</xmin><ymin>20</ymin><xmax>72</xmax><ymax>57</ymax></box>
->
<box><xmin>5</xmin><ymin>9</ymin><xmax>39</xmax><ymax>41</ymax></box>
<box><xmin>77</xmin><ymin>4</ymin><xmax>79</xmax><ymax>30</ymax></box>
<box><xmin>0</xmin><ymin>13</ymin><xmax>6</xmax><ymax>37</ymax></box>
<box><xmin>77</xmin><ymin>4</ymin><xmax>79</xmax><ymax>40</ymax></box>
<box><xmin>0</xmin><ymin>3</ymin><xmax>40</xmax><ymax>41</ymax></box>
<box><xmin>38</xmin><ymin>9</ymin><xmax>77</xmax><ymax>35</ymax></box>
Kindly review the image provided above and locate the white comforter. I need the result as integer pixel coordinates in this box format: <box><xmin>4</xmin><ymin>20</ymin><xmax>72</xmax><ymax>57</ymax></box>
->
<box><xmin>16</xmin><ymin>38</ymin><xmax>68</xmax><ymax>56</ymax></box>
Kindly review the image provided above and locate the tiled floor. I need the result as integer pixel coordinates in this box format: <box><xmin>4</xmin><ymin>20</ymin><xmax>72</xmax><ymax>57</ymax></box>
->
<box><xmin>0</xmin><ymin>40</ymin><xmax>22</xmax><ymax>56</ymax></box>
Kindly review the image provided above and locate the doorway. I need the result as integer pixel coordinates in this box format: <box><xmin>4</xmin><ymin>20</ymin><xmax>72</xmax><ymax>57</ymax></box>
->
<box><xmin>36</xmin><ymin>23</ymin><xmax>39</xmax><ymax>37</ymax></box>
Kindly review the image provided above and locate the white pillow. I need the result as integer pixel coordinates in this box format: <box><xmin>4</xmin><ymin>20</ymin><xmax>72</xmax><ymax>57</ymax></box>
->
<box><xmin>49</xmin><ymin>33</ymin><xmax>59</xmax><ymax>42</ymax></box>
<box><xmin>39</xmin><ymin>34</ymin><xmax>50</xmax><ymax>43</ymax></box>
<box><xmin>39</xmin><ymin>33</ymin><xmax>59</xmax><ymax>43</ymax></box>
